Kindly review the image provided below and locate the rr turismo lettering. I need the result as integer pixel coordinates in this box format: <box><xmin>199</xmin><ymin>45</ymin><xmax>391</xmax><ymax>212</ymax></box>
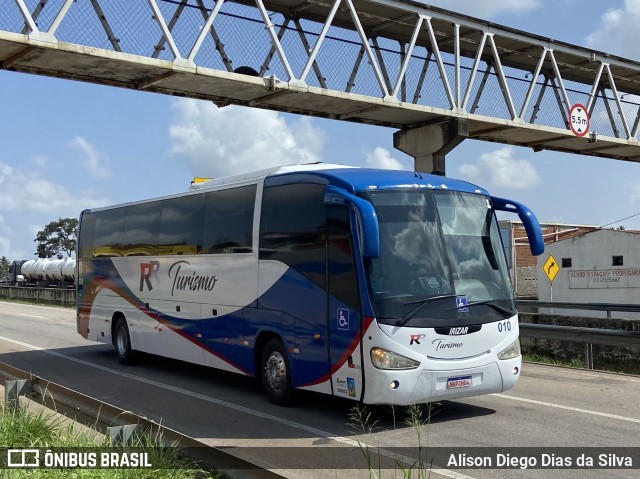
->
<box><xmin>432</xmin><ymin>338</ymin><xmax>463</xmax><ymax>351</ymax></box>
<box><xmin>168</xmin><ymin>260</ymin><xmax>219</xmax><ymax>296</ymax></box>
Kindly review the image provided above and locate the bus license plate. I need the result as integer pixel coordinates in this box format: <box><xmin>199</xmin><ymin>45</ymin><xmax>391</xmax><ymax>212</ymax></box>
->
<box><xmin>447</xmin><ymin>376</ymin><xmax>472</xmax><ymax>389</ymax></box>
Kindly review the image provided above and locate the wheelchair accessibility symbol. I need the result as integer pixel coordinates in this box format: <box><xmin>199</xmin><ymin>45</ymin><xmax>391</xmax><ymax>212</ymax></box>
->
<box><xmin>337</xmin><ymin>308</ymin><xmax>349</xmax><ymax>330</ymax></box>
<box><xmin>456</xmin><ymin>296</ymin><xmax>469</xmax><ymax>312</ymax></box>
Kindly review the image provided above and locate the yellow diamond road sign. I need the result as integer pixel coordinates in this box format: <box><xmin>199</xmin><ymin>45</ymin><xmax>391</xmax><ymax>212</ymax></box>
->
<box><xmin>543</xmin><ymin>254</ymin><xmax>560</xmax><ymax>283</ymax></box>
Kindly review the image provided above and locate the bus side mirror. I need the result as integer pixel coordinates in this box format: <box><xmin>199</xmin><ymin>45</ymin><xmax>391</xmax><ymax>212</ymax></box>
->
<box><xmin>491</xmin><ymin>196</ymin><xmax>544</xmax><ymax>256</ymax></box>
<box><xmin>325</xmin><ymin>186</ymin><xmax>380</xmax><ymax>258</ymax></box>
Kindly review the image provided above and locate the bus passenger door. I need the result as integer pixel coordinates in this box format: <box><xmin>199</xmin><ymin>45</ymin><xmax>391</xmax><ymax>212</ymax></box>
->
<box><xmin>327</xmin><ymin>206</ymin><xmax>364</xmax><ymax>401</ymax></box>
<box><xmin>259</xmin><ymin>182</ymin><xmax>331</xmax><ymax>393</ymax></box>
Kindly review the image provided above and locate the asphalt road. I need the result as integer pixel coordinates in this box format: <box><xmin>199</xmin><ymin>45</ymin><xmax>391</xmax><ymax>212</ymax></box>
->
<box><xmin>0</xmin><ymin>300</ymin><xmax>638</xmax><ymax>479</ymax></box>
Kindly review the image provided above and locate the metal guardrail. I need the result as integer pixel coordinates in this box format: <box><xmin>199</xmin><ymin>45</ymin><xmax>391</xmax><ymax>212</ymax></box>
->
<box><xmin>0</xmin><ymin>362</ymin><xmax>282</xmax><ymax>479</ymax></box>
<box><xmin>516</xmin><ymin>300</ymin><xmax>640</xmax><ymax>370</ymax></box>
<box><xmin>518</xmin><ymin>300</ymin><xmax>640</xmax><ymax>316</ymax></box>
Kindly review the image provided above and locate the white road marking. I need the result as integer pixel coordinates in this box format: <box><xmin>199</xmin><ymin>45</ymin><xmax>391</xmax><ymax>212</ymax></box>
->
<box><xmin>13</xmin><ymin>312</ymin><xmax>47</xmax><ymax>319</ymax></box>
<box><xmin>491</xmin><ymin>393</ymin><xmax>640</xmax><ymax>424</ymax></box>
<box><xmin>0</xmin><ymin>334</ymin><xmax>473</xmax><ymax>479</ymax></box>
<box><xmin>523</xmin><ymin>363</ymin><xmax>640</xmax><ymax>383</ymax></box>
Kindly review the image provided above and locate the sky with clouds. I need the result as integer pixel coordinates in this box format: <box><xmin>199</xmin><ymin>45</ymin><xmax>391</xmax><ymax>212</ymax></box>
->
<box><xmin>1</xmin><ymin>0</ymin><xmax>640</xmax><ymax>260</ymax></box>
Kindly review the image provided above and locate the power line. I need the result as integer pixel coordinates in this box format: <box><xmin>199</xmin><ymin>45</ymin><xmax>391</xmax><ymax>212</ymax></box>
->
<box><xmin>598</xmin><ymin>211</ymin><xmax>640</xmax><ymax>229</ymax></box>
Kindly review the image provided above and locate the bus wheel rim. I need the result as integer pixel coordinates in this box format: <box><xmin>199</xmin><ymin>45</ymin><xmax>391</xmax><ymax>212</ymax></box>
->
<box><xmin>265</xmin><ymin>351</ymin><xmax>286</xmax><ymax>392</ymax></box>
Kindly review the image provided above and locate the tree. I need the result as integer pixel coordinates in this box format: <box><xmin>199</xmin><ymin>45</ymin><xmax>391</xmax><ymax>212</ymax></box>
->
<box><xmin>35</xmin><ymin>218</ymin><xmax>78</xmax><ymax>258</ymax></box>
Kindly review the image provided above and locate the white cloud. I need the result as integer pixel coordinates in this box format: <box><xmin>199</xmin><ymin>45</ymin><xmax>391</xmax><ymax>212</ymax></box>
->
<box><xmin>0</xmin><ymin>160</ymin><xmax>108</xmax><ymax>216</ymax></box>
<box><xmin>423</xmin><ymin>0</ymin><xmax>540</xmax><ymax>19</ymax></box>
<box><xmin>365</xmin><ymin>147</ymin><xmax>409</xmax><ymax>170</ymax></box>
<box><xmin>0</xmin><ymin>215</ymin><xmax>12</xmax><ymax>235</ymax></box>
<box><xmin>0</xmin><ymin>152</ymin><xmax>112</xmax><ymax>260</ymax></box>
<box><xmin>0</xmin><ymin>236</ymin><xmax>11</xmax><ymax>259</ymax></box>
<box><xmin>0</xmin><ymin>217</ymin><xmax>17</xmax><ymax>258</ymax></box>
<box><xmin>169</xmin><ymin>100</ymin><xmax>326</xmax><ymax>177</ymax></box>
<box><xmin>585</xmin><ymin>0</ymin><xmax>640</xmax><ymax>60</ymax></box>
<box><xmin>29</xmin><ymin>154</ymin><xmax>49</xmax><ymax>168</ymax></box>
<box><xmin>457</xmin><ymin>146</ymin><xmax>540</xmax><ymax>189</ymax></box>
<box><xmin>68</xmin><ymin>136</ymin><xmax>112</xmax><ymax>179</ymax></box>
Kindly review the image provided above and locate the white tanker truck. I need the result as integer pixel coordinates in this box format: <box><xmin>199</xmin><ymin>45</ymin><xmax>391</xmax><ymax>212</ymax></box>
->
<box><xmin>21</xmin><ymin>257</ymin><xmax>76</xmax><ymax>284</ymax></box>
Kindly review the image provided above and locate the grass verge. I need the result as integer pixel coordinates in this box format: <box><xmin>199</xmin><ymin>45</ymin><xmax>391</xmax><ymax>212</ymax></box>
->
<box><xmin>0</xmin><ymin>402</ymin><xmax>219</xmax><ymax>478</ymax></box>
<box><xmin>523</xmin><ymin>353</ymin><xmax>584</xmax><ymax>369</ymax></box>
<box><xmin>524</xmin><ymin>353</ymin><xmax>640</xmax><ymax>375</ymax></box>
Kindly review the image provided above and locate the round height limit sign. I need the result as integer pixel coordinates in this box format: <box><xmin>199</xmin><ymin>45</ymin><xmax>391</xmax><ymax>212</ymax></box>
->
<box><xmin>569</xmin><ymin>103</ymin><xmax>590</xmax><ymax>137</ymax></box>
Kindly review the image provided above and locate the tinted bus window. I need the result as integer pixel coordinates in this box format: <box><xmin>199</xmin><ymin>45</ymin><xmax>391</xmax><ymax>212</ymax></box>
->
<box><xmin>93</xmin><ymin>208</ymin><xmax>125</xmax><ymax>257</ymax></box>
<box><xmin>260</xmin><ymin>183</ymin><xmax>326</xmax><ymax>288</ymax></box>
<box><xmin>78</xmin><ymin>211</ymin><xmax>95</xmax><ymax>260</ymax></box>
<box><xmin>124</xmin><ymin>202</ymin><xmax>161</xmax><ymax>256</ymax></box>
<box><xmin>203</xmin><ymin>185</ymin><xmax>256</xmax><ymax>254</ymax></box>
<box><xmin>327</xmin><ymin>205</ymin><xmax>359</xmax><ymax>311</ymax></box>
<box><xmin>159</xmin><ymin>194</ymin><xmax>204</xmax><ymax>255</ymax></box>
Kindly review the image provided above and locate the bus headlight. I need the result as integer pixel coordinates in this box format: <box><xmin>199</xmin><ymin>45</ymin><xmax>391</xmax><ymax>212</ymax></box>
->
<box><xmin>370</xmin><ymin>347</ymin><xmax>420</xmax><ymax>370</ymax></box>
<box><xmin>497</xmin><ymin>339</ymin><xmax>521</xmax><ymax>360</ymax></box>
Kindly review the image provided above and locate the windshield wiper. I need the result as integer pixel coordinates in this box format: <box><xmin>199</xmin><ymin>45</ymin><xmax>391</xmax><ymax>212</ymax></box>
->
<box><xmin>396</xmin><ymin>294</ymin><xmax>458</xmax><ymax>326</ymax></box>
<box><xmin>445</xmin><ymin>300</ymin><xmax>515</xmax><ymax>316</ymax></box>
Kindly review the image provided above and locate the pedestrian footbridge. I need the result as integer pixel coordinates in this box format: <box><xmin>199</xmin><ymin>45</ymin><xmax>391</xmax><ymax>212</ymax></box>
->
<box><xmin>2</xmin><ymin>0</ymin><xmax>640</xmax><ymax>172</ymax></box>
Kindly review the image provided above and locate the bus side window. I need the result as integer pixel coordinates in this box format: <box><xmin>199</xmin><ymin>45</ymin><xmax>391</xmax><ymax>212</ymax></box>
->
<box><xmin>92</xmin><ymin>208</ymin><xmax>125</xmax><ymax>257</ymax></box>
<box><xmin>203</xmin><ymin>185</ymin><xmax>256</xmax><ymax>254</ymax></box>
<box><xmin>159</xmin><ymin>194</ymin><xmax>204</xmax><ymax>256</ymax></box>
<box><xmin>123</xmin><ymin>202</ymin><xmax>160</xmax><ymax>256</ymax></box>
<box><xmin>79</xmin><ymin>212</ymin><xmax>96</xmax><ymax>260</ymax></box>
<box><xmin>259</xmin><ymin>183</ymin><xmax>326</xmax><ymax>289</ymax></box>
<box><xmin>327</xmin><ymin>206</ymin><xmax>360</xmax><ymax>311</ymax></box>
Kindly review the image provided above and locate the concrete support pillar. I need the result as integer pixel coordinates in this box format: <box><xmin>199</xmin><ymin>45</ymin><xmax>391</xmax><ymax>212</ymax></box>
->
<box><xmin>393</xmin><ymin>118</ymin><xmax>468</xmax><ymax>175</ymax></box>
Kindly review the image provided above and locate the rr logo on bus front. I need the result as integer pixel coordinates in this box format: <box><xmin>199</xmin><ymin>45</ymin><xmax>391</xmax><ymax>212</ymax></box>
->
<box><xmin>410</xmin><ymin>334</ymin><xmax>426</xmax><ymax>345</ymax></box>
<box><xmin>140</xmin><ymin>261</ymin><xmax>160</xmax><ymax>291</ymax></box>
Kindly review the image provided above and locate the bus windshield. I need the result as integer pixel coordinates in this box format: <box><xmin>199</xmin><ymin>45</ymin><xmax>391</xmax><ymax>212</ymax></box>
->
<box><xmin>361</xmin><ymin>189</ymin><xmax>515</xmax><ymax>326</ymax></box>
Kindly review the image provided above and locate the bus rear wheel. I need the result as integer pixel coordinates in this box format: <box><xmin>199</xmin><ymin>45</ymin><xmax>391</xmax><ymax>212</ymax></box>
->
<box><xmin>114</xmin><ymin>317</ymin><xmax>135</xmax><ymax>365</ymax></box>
<box><xmin>261</xmin><ymin>339</ymin><xmax>293</xmax><ymax>405</ymax></box>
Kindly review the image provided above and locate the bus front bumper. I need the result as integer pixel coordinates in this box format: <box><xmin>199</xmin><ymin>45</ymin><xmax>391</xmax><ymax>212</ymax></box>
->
<box><xmin>362</xmin><ymin>356</ymin><xmax>521</xmax><ymax>405</ymax></box>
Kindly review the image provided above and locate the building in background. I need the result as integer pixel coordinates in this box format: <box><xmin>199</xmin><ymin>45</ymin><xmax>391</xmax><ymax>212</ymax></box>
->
<box><xmin>499</xmin><ymin>221</ymin><xmax>598</xmax><ymax>298</ymax></box>
<box><xmin>536</xmin><ymin>229</ymin><xmax>640</xmax><ymax>307</ymax></box>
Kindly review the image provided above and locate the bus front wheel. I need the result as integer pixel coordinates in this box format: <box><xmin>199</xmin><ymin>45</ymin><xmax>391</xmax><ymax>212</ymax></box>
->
<box><xmin>261</xmin><ymin>339</ymin><xmax>293</xmax><ymax>405</ymax></box>
<box><xmin>114</xmin><ymin>317</ymin><xmax>135</xmax><ymax>365</ymax></box>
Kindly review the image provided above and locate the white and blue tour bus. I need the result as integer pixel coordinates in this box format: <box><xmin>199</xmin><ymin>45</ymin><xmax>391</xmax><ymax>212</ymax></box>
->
<box><xmin>77</xmin><ymin>163</ymin><xmax>544</xmax><ymax>405</ymax></box>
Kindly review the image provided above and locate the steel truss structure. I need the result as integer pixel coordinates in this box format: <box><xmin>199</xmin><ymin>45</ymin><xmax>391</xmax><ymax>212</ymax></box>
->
<box><xmin>2</xmin><ymin>0</ymin><xmax>640</xmax><ymax>161</ymax></box>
